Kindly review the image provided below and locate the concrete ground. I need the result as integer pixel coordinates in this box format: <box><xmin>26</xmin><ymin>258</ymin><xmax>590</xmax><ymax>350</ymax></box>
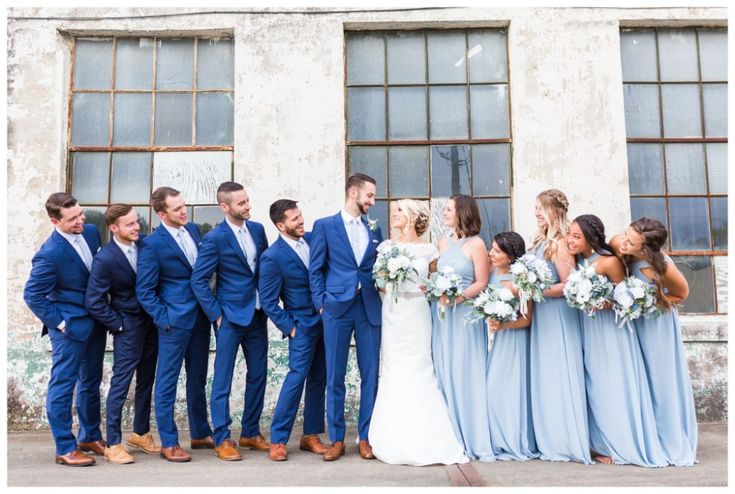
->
<box><xmin>6</xmin><ymin>424</ymin><xmax>727</xmax><ymax>487</ymax></box>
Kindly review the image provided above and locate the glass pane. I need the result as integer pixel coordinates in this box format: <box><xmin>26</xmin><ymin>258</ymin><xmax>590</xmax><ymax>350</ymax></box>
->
<box><xmin>698</xmin><ymin>29</ymin><xmax>728</xmax><ymax>82</ymax></box>
<box><xmin>153</xmin><ymin>151</ymin><xmax>232</xmax><ymax>204</ymax></box>
<box><xmin>386</xmin><ymin>32</ymin><xmax>426</xmax><ymax>85</ymax></box>
<box><xmin>710</xmin><ymin>197</ymin><xmax>727</xmax><ymax>251</ymax></box>
<box><xmin>669</xmin><ymin>197</ymin><xmax>711</xmax><ymax>250</ymax></box>
<box><xmin>366</xmin><ymin>200</ymin><xmax>388</xmax><ymax>236</ymax></box>
<box><xmin>388</xmin><ymin>146</ymin><xmax>429</xmax><ymax>198</ymax></box>
<box><xmin>473</xmin><ymin>144</ymin><xmax>510</xmax><ymax>196</ymax></box>
<box><xmin>347</xmin><ymin>87</ymin><xmax>385</xmax><ymax>141</ymax></box>
<box><xmin>72</xmin><ymin>152</ymin><xmax>110</xmax><ymax>204</ymax></box>
<box><xmin>113</xmin><ymin>93</ymin><xmax>152</xmax><ymax>146</ymax></box>
<box><xmin>477</xmin><ymin>198</ymin><xmax>511</xmax><ymax>248</ymax></box>
<box><xmin>82</xmin><ymin>207</ymin><xmax>109</xmax><ymax>244</ymax></box>
<box><xmin>197</xmin><ymin>38</ymin><xmax>234</xmax><ymax>89</ymax></box>
<box><xmin>627</xmin><ymin>144</ymin><xmax>664</xmax><ymax>195</ymax></box>
<box><xmin>154</xmin><ymin>93</ymin><xmax>193</xmax><ymax>145</ymax></box>
<box><xmin>714</xmin><ymin>256</ymin><xmax>727</xmax><ymax>313</ymax></box>
<box><xmin>707</xmin><ymin>143</ymin><xmax>727</xmax><ymax>194</ymax></box>
<box><xmin>623</xmin><ymin>84</ymin><xmax>660</xmax><ymax>137</ymax></box>
<box><xmin>665</xmin><ymin>143</ymin><xmax>706</xmax><ymax>194</ymax></box>
<box><xmin>620</xmin><ymin>30</ymin><xmax>658</xmax><ymax>82</ymax></box>
<box><xmin>348</xmin><ymin>147</ymin><xmax>387</xmax><ymax>197</ymax></box>
<box><xmin>431</xmin><ymin>145</ymin><xmax>471</xmax><ymax>197</ymax></box>
<box><xmin>630</xmin><ymin>197</ymin><xmax>667</xmax><ymax>228</ymax></box>
<box><xmin>346</xmin><ymin>33</ymin><xmax>385</xmax><ymax>85</ymax></box>
<box><xmin>703</xmin><ymin>84</ymin><xmax>728</xmax><ymax>137</ymax></box>
<box><xmin>193</xmin><ymin>206</ymin><xmax>224</xmax><ymax>235</ymax></box>
<box><xmin>71</xmin><ymin>93</ymin><xmax>110</xmax><ymax>145</ymax></box>
<box><xmin>111</xmin><ymin>152</ymin><xmax>151</xmax><ymax>203</ymax></box>
<box><xmin>430</xmin><ymin>197</ymin><xmax>452</xmax><ymax>241</ymax></box>
<box><xmin>388</xmin><ymin>87</ymin><xmax>426</xmax><ymax>140</ymax></box>
<box><xmin>661</xmin><ymin>84</ymin><xmax>702</xmax><ymax>137</ymax></box>
<box><xmin>427</xmin><ymin>31</ymin><xmax>467</xmax><ymax>84</ymax></box>
<box><xmin>658</xmin><ymin>29</ymin><xmax>699</xmax><ymax>82</ymax></box>
<box><xmin>74</xmin><ymin>39</ymin><xmax>112</xmax><ymax>89</ymax></box>
<box><xmin>470</xmin><ymin>84</ymin><xmax>509</xmax><ymax>138</ymax></box>
<box><xmin>156</xmin><ymin>38</ymin><xmax>194</xmax><ymax>89</ymax></box>
<box><xmin>115</xmin><ymin>38</ymin><xmax>153</xmax><ymax>90</ymax></box>
<box><xmin>468</xmin><ymin>30</ymin><xmax>507</xmax><ymax>83</ymax></box>
<box><xmin>196</xmin><ymin>93</ymin><xmax>234</xmax><ymax>145</ymax></box>
<box><xmin>674</xmin><ymin>256</ymin><xmax>715</xmax><ymax>313</ymax></box>
<box><xmin>429</xmin><ymin>86</ymin><xmax>468</xmax><ymax>139</ymax></box>
<box><xmin>133</xmin><ymin>206</ymin><xmax>151</xmax><ymax>234</ymax></box>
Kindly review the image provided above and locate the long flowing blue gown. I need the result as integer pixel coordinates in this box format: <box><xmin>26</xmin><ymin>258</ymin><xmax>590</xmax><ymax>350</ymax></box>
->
<box><xmin>631</xmin><ymin>257</ymin><xmax>698</xmax><ymax>466</ymax></box>
<box><xmin>485</xmin><ymin>269</ymin><xmax>539</xmax><ymax>460</ymax></box>
<box><xmin>431</xmin><ymin>237</ymin><xmax>495</xmax><ymax>462</ymax></box>
<box><xmin>580</xmin><ymin>253</ymin><xmax>667</xmax><ymax>467</ymax></box>
<box><xmin>529</xmin><ymin>242</ymin><xmax>591</xmax><ymax>463</ymax></box>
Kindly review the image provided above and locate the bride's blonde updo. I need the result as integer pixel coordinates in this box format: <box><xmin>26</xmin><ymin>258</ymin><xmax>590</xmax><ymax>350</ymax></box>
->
<box><xmin>395</xmin><ymin>199</ymin><xmax>430</xmax><ymax>237</ymax></box>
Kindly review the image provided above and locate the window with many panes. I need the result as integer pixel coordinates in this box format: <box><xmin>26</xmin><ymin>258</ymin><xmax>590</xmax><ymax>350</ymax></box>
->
<box><xmin>345</xmin><ymin>29</ymin><xmax>512</xmax><ymax>247</ymax></box>
<box><xmin>620</xmin><ymin>27</ymin><xmax>727</xmax><ymax>313</ymax></box>
<box><xmin>68</xmin><ymin>36</ymin><xmax>233</xmax><ymax>241</ymax></box>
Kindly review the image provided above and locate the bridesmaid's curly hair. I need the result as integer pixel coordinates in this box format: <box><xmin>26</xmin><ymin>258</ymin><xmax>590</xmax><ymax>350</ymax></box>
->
<box><xmin>623</xmin><ymin>217</ymin><xmax>673</xmax><ymax>310</ymax></box>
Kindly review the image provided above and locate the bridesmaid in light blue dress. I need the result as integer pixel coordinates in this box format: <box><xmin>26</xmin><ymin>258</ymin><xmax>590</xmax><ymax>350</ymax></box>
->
<box><xmin>567</xmin><ymin>215</ymin><xmax>667</xmax><ymax>468</ymax></box>
<box><xmin>613</xmin><ymin>217</ymin><xmax>698</xmax><ymax>467</ymax></box>
<box><xmin>528</xmin><ymin>189</ymin><xmax>591</xmax><ymax>464</ymax></box>
<box><xmin>431</xmin><ymin>194</ymin><xmax>494</xmax><ymax>462</ymax></box>
<box><xmin>485</xmin><ymin>232</ymin><xmax>539</xmax><ymax>461</ymax></box>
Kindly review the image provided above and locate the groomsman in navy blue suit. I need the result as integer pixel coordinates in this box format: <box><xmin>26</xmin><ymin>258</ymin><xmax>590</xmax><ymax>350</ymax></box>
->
<box><xmin>136</xmin><ymin>187</ymin><xmax>214</xmax><ymax>462</ymax></box>
<box><xmin>191</xmin><ymin>181</ymin><xmax>270</xmax><ymax>461</ymax></box>
<box><xmin>23</xmin><ymin>192</ymin><xmax>107</xmax><ymax>466</ymax></box>
<box><xmin>259</xmin><ymin>199</ymin><xmax>327</xmax><ymax>462</ymax></box>
<box><xmin>85</xmin><ymin>204</ymin><xmax>159</xmax><ymax>464</ymax></box>
<box><xmin>309</xmin><ymin>173</ymin><xmax>383</xmax><ymax>461</ymax></box>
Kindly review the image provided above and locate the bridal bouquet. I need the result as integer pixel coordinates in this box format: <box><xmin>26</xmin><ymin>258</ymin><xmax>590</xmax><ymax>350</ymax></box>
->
<box><xmin>424</xmin><ymin>266</ymin><xmax>464</xmax><ymax>320</ymax></box>
<box><xmin>510</xmin><ymin>254</ymin><xmax>554</xmax><ymax>317</ymax></box>
<box><xmin>464</xmin><ymin>285</ymin><xmax>519</xmax><ymax>324</ymax></box>
<box><xmin>563</xmin><ymin>259</ymin><xmax>614</xmax><ymax>317</ymax></box>
<box><xmin>612</xmin><ymin>277</ymin><xmax>662</xmax><ymax>331</ymax></box>
<box><xmin>372</xmin><ymin>241</ymin><xmax>419</xmax><ymax>303</ymax></box>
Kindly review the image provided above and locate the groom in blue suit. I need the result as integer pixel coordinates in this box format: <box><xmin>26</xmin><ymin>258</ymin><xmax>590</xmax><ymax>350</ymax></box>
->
<box><xmin>259</xmin><ymin>199</ymin><xmax>327</xmax><ymax>462</ymax></box>
<box><xmin>309</xmin><ymin>173</ymin><xmax>383</xmax><ymax>461</ymax></box>
<box><xmin>23</xmin><ymin>192</ymin><xmax>107</xmax><ymax>466</ymax></box>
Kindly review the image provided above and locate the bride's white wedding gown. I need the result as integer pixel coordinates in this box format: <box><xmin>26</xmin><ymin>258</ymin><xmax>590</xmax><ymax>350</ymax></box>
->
<box><xmin>368</xmin><ymin>241</ymin><xmax>469</xmax><ymax>466</ymax></box>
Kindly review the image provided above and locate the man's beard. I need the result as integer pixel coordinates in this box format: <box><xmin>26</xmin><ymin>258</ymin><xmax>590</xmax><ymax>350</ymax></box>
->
<box><xmin>357</xmin><ymin>200</ymin><xmax>370</xmax><ymax>215</ymax></box>
<box><xmin>284</xmin><ymin>225</ymin><xmax>304</xmax><ymax>238</ymax></box>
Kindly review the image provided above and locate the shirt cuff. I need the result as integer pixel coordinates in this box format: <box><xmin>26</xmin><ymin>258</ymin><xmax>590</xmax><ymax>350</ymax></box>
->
<box><xmin>57</xmin><ymin>320</ymin><xmax>66</xmax><ymax>331</ymax></box>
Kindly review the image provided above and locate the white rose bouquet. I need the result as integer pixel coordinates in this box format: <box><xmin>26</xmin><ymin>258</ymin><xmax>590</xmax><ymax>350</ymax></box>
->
<box><xmin>465</xmin><ymin>284</ymin><xmax>520</xmax><ymax>349</ymax></box>
<box><xmin>563</xmin><ymin>259</ymin><xmax>614</xmax><ymax>317</ymax></box>
<box><xmin>510</xmin><ymin>253</ymin><xmax>554</xmax><ymax>317</ymax></box>
<box><xmin>372</xmin><ymin>241</ymin><xmax>418</xmax><ymax>303</ymax></box>
<box><xmin>424</xmin><ymin>266</ymin><xmax>465</xmax><ymax>320</ymax></box>
<box><xmin>612</xmin><ymin>277</ymin><xmax>662</xmax><ymax>331</ymax></box>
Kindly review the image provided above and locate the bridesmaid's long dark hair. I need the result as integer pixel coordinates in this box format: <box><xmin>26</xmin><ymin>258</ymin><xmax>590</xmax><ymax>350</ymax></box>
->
<box><xmin>624</xmin><ymin>217</ymin><xmax>673</xmax><ymax>311</ymax></box>
<box><xmin>449</xmin><ymin>194</ymin><xmax>481</xmax><ymax>239</ymax></box>
<box><xmin>573</xmin><ymin>215</ymin><xmax>615</xmax><ymax>257</ymax></box>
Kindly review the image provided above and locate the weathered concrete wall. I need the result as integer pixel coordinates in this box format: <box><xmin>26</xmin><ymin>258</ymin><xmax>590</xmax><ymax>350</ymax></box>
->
<box><xmin>7</xmin><ymin>7</ymin><xmax>727</xmax><ymax>431</ymax></box>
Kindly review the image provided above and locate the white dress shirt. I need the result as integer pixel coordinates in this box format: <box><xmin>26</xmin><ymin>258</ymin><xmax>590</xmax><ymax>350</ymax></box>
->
<box><xmin>280</xmin><ymin>234</ymin><xmax>310</xmax><ymax>268</ymax></box>
<box><xmin>225</xmin><ymin>218</ymin><xmax>260</xmax><ymax>309</ymax></box>
<box><xmin>162</xmin><ymin>222</ymin><xmax>198</xmax><ymax>266</ymax></box>
<box><xmin>340</xmin><ymin>209</ymin><xmax>368</xmax><ymax>264</ymax></box>
<box><xmin>113</xmin><ymin>236</ymin><xmax>137</xmax><ymax>273</ymax></box>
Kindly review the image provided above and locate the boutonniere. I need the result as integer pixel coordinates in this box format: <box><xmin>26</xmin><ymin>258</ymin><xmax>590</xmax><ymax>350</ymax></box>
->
<box><xmin>367</xmin><ymin>218</ymin><xmax>378</xmax><ymax>232</ymax></box>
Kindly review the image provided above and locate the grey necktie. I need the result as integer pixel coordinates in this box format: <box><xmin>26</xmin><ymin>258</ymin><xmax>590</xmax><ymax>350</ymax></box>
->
<box><xmin>238</xmin><ymin>227</ymin><xmax>257</xmax><ymax>273</ymax></box>
<box><xmin>348</xmin><ymin>218</ymin><xmax>363</xmax><ymax>263</ymax></box>
<box><xmin>177</xmin><ymin>228</ymin><xmax>196</xmax><ymax>266</ymax></box>
<box><xmin>295</xmin><ymin>238</ymin><xmax>310</xmax><ymax>268</ymax></box>
<box><xmin>126</xmin><ymin>245</ymin><xmax>137</xmax><ymax>273</ymax></box>
<box><xmin>73</xmin><ymin>236</ymin><xmax>93</xmax><ymax>270</ymax></box>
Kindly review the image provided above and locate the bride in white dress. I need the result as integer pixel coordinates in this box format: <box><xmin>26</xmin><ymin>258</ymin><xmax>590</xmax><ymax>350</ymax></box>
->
<box><xmin>368</xmin><ymin>199</ymin><xmax>469</xmax><ymax>466</ymax></box>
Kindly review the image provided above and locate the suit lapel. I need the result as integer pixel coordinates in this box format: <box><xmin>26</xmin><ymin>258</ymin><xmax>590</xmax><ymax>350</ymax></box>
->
<box><xmin>158</xmin><ymin>225</ymin><xmax>191</xmax><ymax>269</ymax></box>
<box><xmin>110</xmin><ymin>240</ymin><xmax>136</xmax><ymax>278</ymax></box>
<box><xmin>277</xmin><ymin>236</ymin><xmax>308</xmax><ymax>274</ymax></box>
<box><xmin>52</xmin><ymin>231</ymin><xmax>89</xmax><ymax>275</ymax></box>
<box><xmin>222</xmin><ymin>222</ymin><xmax>252</xmax><ymax>274</ymax></box>
<box><xmin>333</xmin><ymin>212</ymin><xmax>358</xmax><ymax>267</ymax></box>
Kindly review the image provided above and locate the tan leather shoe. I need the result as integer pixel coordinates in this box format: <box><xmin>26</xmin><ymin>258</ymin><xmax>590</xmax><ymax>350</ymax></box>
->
<box><xmin>214</xmin><ymin>439</ymin><xmax>242</xmax><ymax>461</ymax></box>
<box><xmin>127</xmin><ymin>432</ymin><xmax>161</xmax><ymax>455</ymax></box>
<box><xmin>190</xmin><ymin>436</ymin><xmax>215</xmax><ymax>450</ymax></box>
<box><xmin>104</xmin><ymin>444</ymin><xmax>135</xmax><ymax>464</ymax></box>
<box><xmin>55</xmin><ymin>449</ymin><xmax>96</xmax><ymax>467</ymax></box>
<box><xmin>78</xmin><ymin>439</ymin><xmax>107</xmax><ymax>456</ymax></box>
<box><xmin>269</xmin><ymin>443</ymin><xmax>288</xmax><ymax>461</ymax></box>
<box><xmin>239</xmin><ymin>434</ymin><xmax>271</xmax><ymax>452</ymax></box>
<box><xmin>323</xmin><ymin>441</ymin><xmax>345</xmax><ymax>461</ymax></box>
<box><xmin>160</xmin><ymin>444</ymin><xmax>192</xmax><ymax>462</ymax></box>
<box><xmin>299</xmin><ymin>434</ymin><xmax>328</xmax><ymax>454</ymax></box>
<box><xmin>358</xmin><ymin>440</ymin><xmax>375</xmax><ymax>460</ymax></box>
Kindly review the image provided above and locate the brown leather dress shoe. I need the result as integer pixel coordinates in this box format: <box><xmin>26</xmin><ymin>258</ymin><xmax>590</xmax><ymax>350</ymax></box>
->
<box><xmin>55</xmin><ymin>449</ymin><xmax>96</xmax><ymax>467</ymax></box>
<box><xmin>299</xmin><ymin>434</ymin><xmax>328</xmax><ymax>454</ymax></box>
<box><xmin>358</xmin><ymin>440</ymin><xmax>375</xmax><ymax>459</ymax></box>
<box><xmin>190</xmin><ymin>436</ymin><xmax>215</xmax><ymax>450</ymax></box>
<box><xmin>160</xmin><ymin>445</ymin><xmax>192</xmax><ymax>462</ymax></box>
<box><xmin>239</xmin><ymin>434</ymin><xmax>271</xmax><ymax>452</ymax></box>
<box><xmin>78</xmin><ymin>439</ymin><xmax>107</xmax><ymax>456</ymax></box>
<box><xmin>269</xmin><ymin>443</ymin><xmax>288</xmax><ymax>461</ymax></box>
<box><xmin>323</xmin><ymin>441</ymin><xmax>345</xmax><ymax>461</ymax></box>
<box><xmin>214</xmin><ymin>439</ymin><xmax>242</xmax><ymax>461</ymax></box>
<box><xmin>127</xmin><ymin>432</ymin><xmax>161</xmax><ymax>455</ymax></box>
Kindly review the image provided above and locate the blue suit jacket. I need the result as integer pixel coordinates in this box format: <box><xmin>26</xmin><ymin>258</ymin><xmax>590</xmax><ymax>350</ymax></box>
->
<box><xmin>85</xmin><ymin>235</ymin><xmax>153</xmax><ymax>334</ymax></box>
<box><xmin>190</xmin><ymin>220</ymin><xmax>268</xmax><ymax>327</ymax></box>
<box><xmin>23</xmin><ymin>224</ymin><xmax>103</xmax><ymax>342</ymax></box>
<box><xmin>259</xmin><ymin>233</ymin><xmax>321</xmax><ymax>338</ymax></box>
<box><xmin>309</xmin><ymin>212</ymin><xmax>383</xmax><ymax>326</ymax></box>
<box><xmin>136</xmin><ymin>222</ymin><xmax>207</xmax><ymax>331</ymax></box>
